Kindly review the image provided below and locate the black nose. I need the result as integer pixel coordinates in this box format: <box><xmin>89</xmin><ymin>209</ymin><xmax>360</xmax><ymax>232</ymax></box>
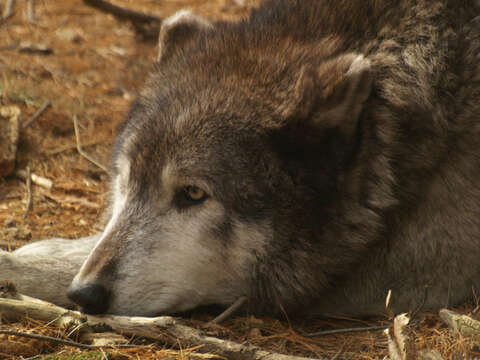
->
<box><xmin>67</xmin><ymin>283</ymin><xmax>110</xmax><ymax>314</ymax></box>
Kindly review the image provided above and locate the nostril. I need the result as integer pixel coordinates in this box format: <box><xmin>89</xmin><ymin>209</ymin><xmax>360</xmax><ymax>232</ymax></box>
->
<box><xmin>67</xmin><ymin>283</ymin><xmax>110</xmax><ymax>314</ymax></box>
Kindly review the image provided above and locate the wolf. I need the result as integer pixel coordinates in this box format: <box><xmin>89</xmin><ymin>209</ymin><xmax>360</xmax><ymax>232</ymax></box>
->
<box><xmin>2</xmin><ymin>0</ymin><xmax>480</xmax><ymax>317</ymax></box>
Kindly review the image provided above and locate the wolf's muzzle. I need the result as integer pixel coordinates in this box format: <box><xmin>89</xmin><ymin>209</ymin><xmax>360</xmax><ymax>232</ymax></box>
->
<box><xmin>67</xmin><ymin>282</ymin><xmax>110</xmax><ymax>314</ymax></box>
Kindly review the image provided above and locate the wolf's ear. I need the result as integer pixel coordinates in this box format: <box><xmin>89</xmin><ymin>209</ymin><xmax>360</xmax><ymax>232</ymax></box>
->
<box><xmin>157</xmin><ymin>10</ymin><xmax>213</xmax><ymax>62</ymax></box>
<box><xmin>285</xmin><ymin>54</ymin><xmax>372</xmax><ymax>138</ymax></box>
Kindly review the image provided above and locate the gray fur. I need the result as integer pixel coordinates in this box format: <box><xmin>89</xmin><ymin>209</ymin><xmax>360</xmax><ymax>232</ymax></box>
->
<box><xmin>3</xmin><ymin>0</ymin><xmax>480</xmax><ymax>317</ymax></box>
<box><xmin>0</xmin><ymin>235</ymin><xmax>99</xmax><ymax>307</ymax></box>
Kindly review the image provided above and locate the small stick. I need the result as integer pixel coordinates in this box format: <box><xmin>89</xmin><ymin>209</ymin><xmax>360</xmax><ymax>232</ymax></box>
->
<box><xmin>23</xmin><ymin>101</ymin><xmax>51</xmax><ymax>129</ymax></box>
<box><xmin>304</xmin><ymin>324</ymin><xmax>392</xmax><ymax>337</ymax></box>
<box><xmin>82</xmin><ymin>0</ymin><xmax>161</xmax><ymax>25</ymax></box>
<box><xmin>0</xmin><ymin>329</ymin><xmax>98</xmax><ymax>349</ymax></box>
<box><xmin>82</xmin><ymin>0</ymin><xmax>162</xmax><ymax>40</ymax></box>
<box><xmin>210</xmin><ymin>296</ymin><xmax>247</xmax><ymax>324</ymax></box>
<box><xmin>0</xmin><ymin>293</ymin><xmax>317</xmax><ymax>360</ymax></box>
<box><xmin>40</xmin><ymin>190</ymin><xmax>101</xmax><ymax>209</ymax></box>
<box><xmin>329</xmin><ymin>343</ymin><xmax>346</xmax><ymax>360</ymax></box>
<box><xmin>0</xmin><ymin>329</ymin><xmax>141</xmax><ymax>350</ymax></box>
<box><xmin>2</xmin><ymin>0</ymin><xmax>15</xmax><ymax>19</ymax></box>
<box><xmin>26</xmin><ymin>0</ymin><xmax>35</xmax><ymax>24</ymax></box>
<box><xmin>15</xmin><ymin>169</ymin><xmax>53</xmax><ymax>189</ymax></box>
<box><xmin>46</xmin><ymin>139</ymin><xmax>105</xmax><ymax>156</ymax></box>
<box><xmin>73</xmin><ymin>114</ymin><xmax>108</xmax><ymax>173</ymax></box>
<box><xmin>23</xmin><ymin>165</ymin><xmax>33</xmax><ymax>217</ymax></box>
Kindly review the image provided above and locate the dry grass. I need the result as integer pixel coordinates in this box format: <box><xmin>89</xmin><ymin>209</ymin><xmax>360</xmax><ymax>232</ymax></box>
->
<box><xmin>1</xmin><ymin>1</ymin><xmax>480</xmax><ymax>359</ymax></box>
<box><xmin>1</xmin><ymin>311</ymin><xmax>480</xmax><ymax>359</ymax></box>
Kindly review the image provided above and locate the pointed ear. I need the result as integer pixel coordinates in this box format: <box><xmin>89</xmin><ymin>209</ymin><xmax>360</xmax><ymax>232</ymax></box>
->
<box><xmin>157</xmin><ymin>10</ymin><xmax>213</xmax><ymax>62</ymax></box>
<box><xmin>285</xmin><ymin>54</ymin><xmax>372</xmax><ymax>138</ymax></box>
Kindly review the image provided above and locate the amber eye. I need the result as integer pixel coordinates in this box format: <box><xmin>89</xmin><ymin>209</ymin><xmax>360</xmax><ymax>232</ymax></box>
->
<box><xmin>184</xmin><ymin>185</ymin><xmax>207</xmax><ymax>202</ymax></box>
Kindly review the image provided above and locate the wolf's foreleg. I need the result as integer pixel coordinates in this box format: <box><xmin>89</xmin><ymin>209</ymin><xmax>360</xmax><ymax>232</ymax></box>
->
<box><xmin>0</xmin><ymin>235</ymin><xmax>99</xmax><ymax>307</ymax></box>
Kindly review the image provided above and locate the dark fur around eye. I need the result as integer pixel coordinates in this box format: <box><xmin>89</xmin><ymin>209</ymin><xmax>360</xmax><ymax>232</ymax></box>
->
<box><xmin>173</xmin><ymin>186</ymin><xmax>208</xmax><ymax>209</ymax></box>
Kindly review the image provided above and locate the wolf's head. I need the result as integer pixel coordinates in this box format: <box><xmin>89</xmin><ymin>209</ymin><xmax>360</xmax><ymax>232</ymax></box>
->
<box><xmin>67</xmin><ymin>10</ymin><xmax>373</xmax><ymax>316</ymax></box>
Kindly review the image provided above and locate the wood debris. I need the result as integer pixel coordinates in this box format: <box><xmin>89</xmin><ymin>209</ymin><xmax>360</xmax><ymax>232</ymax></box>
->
<box><xmin>15</xmin><ymin>169</ymin><xmax>53</xmax><ymax>189</ymax></box>
<box><xmin>439</xmin><ymin>308</ymin><xmax>480</xmax><ymax>339</ymax></box>
<box><xmin>82</xmin><ymin>0</ymin><xmax>162</xmax><ymax>41</ymax></box>
<box><xmin>385</xmin><ymin>313</ymin><xmax>416</xmax><ymax>360</ymax></box>
<box><xmin>18</xmin><ymin>41</ymin><xmax>53</xmax><ymax>55</ymax></box>
<box><xmin>0</xmin><ymin>106</ymin><xmax>20</xmax><ymax>178</ymax></box>
<box><xmin>0</xmin><ymin>289</ymin><xmax>319</xmax><ymax>360</ymax></box>
<box><xmin>22</xmin><ymin>101</ymin><xmax>51</xmax><ymax>129</ymax></box>
<box><xmin>39</xmin><ymin>188</ymin><xmax>101</xmax><ymax>209</ymax></box>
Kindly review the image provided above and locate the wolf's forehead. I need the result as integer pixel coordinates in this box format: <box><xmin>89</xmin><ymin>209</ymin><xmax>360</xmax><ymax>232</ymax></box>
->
<box><xmin>115</xmin><ymin>114</ymin><xmax>222</xmax><ymax>180</ymax></box>
<box><xmin>114</xmin><ymin>84</ymin><xmax>273</xmax><ymax>186</ymax></box>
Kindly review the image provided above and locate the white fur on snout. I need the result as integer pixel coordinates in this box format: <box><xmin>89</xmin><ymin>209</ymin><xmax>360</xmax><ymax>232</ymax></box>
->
<box><xmin>74</xmin><ymin>167</ymin><xmax>128</xmax><ymax>282</ymax></box>
<box><xmin>105</xmin><ymin>199</ymin><xmax>271</xmax><ymax>316</ymax></box>
<box><xmin>106</xmin><ymin>201</ymin><xmax>234</xmax><ymax>315</ymax></box>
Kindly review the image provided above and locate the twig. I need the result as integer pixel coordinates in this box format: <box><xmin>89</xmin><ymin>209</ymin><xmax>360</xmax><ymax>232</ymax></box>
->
<box><xmin>0</xmin><ymin>329</ymin><xmax>98</xmax><ymax>349</ymax></box>
<box><xmin>15</xmin><ymin>169</ymin><xmax>53</xmax><ymax>189</ymax></box>
<box><xmin>46</xmin><ymin>139</ymin><xmax>106</xmax><ymax>156</ymax></box>
<box><xmin>385</xmin><ymin>289</ymin><xmax>395</xmax><ymax>319</ymax></box>
<box><xmin>330</xmin><ymin>342</ymin><xmax>346</xmax><ymax>360</ymax></box>
<box><xmin>39</xmin><ymin>189</ymin><xmax>101</xmax><ymax>209</ymax></box>
<box><xmin>210</xmin><ymin>296</ymin><xmax>247</xmax><ymax>324</ymax></box>
<box><xmin>304</xmin><ymin>324</ymin><xmax>391</xmax><ymax>337</ymax></box>
<box><xmin>385</xmin><ymin>314</ymin><xmax>414</xmax><ymax>360</ymax></box>
<box><xmin>82</xmin><ymin>0</ymin><xmax>162</xmax><ymax>40</ymax></box>
<box><xmin>469</xmin><ymin>286</ymin><xmax>479</xmax><ymax>316</ymax></box>
<box><xmin>0</xmin><ymin>329</ymin><xmax>141</xmax><ymax>350</ymax></box>
<box><xmin>23</xmin><ymin>101</ymin><xmax>51</xmax><ymax>129</ymax></box>
<box><xmin>0</xmin><ymin>293</ymin><xmax>319</xmax><ymax>360</ymax></box>
<box><xmin>83</xmin><ymin>0</ymin><xmax>160</xmax><ymax>24</ymax></box>
<box><xmin>409</xmin><ymin>285</ymin><xmax>428</xmax><ymax>322</ymax></box>
<box><xmin>23</xmin><ymin>165</ymin><xmax>33</xmax><ymax>218</ymax></box>
<box><xmin>27</xmin><ymin>0</ymin><xmax>35</xmax><ymax>24</ymax></box>
<box><xmin>72</xmin><ymin>114</ymin><xmax>108</xmax><ymax>173</ymax></box>
<box><xmin>2</xmin><ymin>0</ymin><xmax>14</xmax><ymax>19</ymax></box>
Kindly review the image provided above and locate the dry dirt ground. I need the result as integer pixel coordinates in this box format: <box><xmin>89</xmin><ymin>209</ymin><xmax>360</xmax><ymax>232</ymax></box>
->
<box><xmin>0</xmin><ymin>1</ymin><xmax>480</xmax><ymax>359</ymax></box>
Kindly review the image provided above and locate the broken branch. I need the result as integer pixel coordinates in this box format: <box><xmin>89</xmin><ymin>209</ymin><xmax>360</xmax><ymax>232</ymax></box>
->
<box><xmin>73</xmin><ymin>114</ymin><xmax>108</xmax><ymax>173</ymax></box>
<box><xmin>210</xmin><ymin>296</ymin><xmax>247</xmax><ymax>324</ymax></box>
<box><xmin>439</xmin><ymin>308</ymin><xmax>480</xmax><ymax>338</ymax></box>
<box><xmin>0</xmin><ymin>290</ymin><xmax>319</xmax><ymax>360</ymax></box>
<box><xmin>23</xmin><ymin>165</ymin><xmax>33</xmax><ymax>218</ymax></box>
<box><xmin>26</xmin><ymin>0</ymin><xmax>35</xmax><ymax>24</ymax></box>
<box><xmin>304</xmin><ymin>324</ymin><xmax>391</xmax><ymax>337</ymax></box>
<box><xmin>0</xmin><ymin>329</ymin><xmax>145</xmax><ymax>350</ymax></box>
<box><xmin>0</xmin><ymin>329</ymin><xmax>102</xmax><ymax>350</ymax></box>
<box><xmin>23</xmin><ymin>101</ymin><xmax>51</xmax><ymax>129</ymax></box>
<box><xmin>82</xmin><ymin>0</ymin><xmax>162</xmax><ymax>40</ymax></box>
<box><xmin>39</xmin><ymin>188</ymin><xmax>101</xmax><ymax>209</ymax></box>
<box><xmin>15</xmin><ymin>169</ymin><xmax>53</xmax><ymax>189</ymax></box>
<box><xmin>2</xmin><ymin>0</ymin><xmax>14</xmax><ymax>20</ymax></box>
